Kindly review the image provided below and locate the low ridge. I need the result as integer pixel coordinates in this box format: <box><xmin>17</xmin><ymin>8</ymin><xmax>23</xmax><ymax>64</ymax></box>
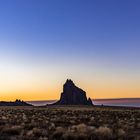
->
<box><xmin>0</xmin><ymin>99</ymin><xmax>33</xmax><ymax>106</ymax></box>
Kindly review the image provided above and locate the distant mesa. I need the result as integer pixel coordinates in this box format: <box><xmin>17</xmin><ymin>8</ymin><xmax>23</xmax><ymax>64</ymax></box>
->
<box><xmin>53</xmin><ymin>79</ymin><xmax>93</xmax><ymax>105</ymax></box>
<box><xmin>0</xmin><ymin>99</ymin><xmax>32</xmax><ymax>106</ymax></box>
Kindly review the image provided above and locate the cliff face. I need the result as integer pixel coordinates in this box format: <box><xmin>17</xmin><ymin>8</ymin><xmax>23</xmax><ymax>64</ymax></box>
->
<box><xmin>54</xmin><ymin>79</ymin><xmax>93</xmax><ymax>105</ymax></box>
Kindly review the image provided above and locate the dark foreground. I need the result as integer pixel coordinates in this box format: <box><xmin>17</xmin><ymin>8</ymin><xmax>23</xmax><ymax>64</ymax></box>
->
<box><xmin>0</xmin><ymin>106</ymin><xmax>139</xmax><ymax>140</ymax></box>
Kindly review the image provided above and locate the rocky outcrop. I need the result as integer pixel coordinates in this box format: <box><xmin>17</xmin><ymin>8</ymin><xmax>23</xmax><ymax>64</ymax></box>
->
<box><xmin>0</xmin><ymin>99</ymin><xmax>33</xmax><ymax>106</ymax></box>
<box><xmin>54</xmin><ymin>79</ymin><xmax>93</xmax><ymax>105</ymax></box>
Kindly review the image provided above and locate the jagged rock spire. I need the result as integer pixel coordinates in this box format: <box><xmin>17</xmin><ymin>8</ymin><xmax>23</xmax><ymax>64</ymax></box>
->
<box><xmin>54</xmin><ymin>79</ymin><xmax>93</xmax><ymax>105</ymax></box>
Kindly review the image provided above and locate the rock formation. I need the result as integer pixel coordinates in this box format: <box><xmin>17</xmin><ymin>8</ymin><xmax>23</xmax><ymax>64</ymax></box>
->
<box><xmin>54</xmin><ymin>79</ymin><xmax>93</xmax><ymax>105</ymax></box>
<box><xmin>0</xmin><ymin>99</ymin><xmax>33</xmax><ymax>106</ymax></box>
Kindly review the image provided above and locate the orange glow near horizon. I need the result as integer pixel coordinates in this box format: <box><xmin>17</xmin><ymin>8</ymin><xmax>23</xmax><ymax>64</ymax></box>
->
<box><xmin>1</xmin><ymin>79</ymin><xmax>140</xmax><ymax>101</ymax></box>
<box><xmin>0</xmin><ymin>57</ymin><xmax>140</xmax><ymax>101</ymax></box>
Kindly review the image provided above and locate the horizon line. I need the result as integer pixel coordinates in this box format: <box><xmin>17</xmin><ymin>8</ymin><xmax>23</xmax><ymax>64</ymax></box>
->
<box><xmin>26</xmin><ymin>97</ymin><xmax>140</xmax><ymax>102</ymax></box>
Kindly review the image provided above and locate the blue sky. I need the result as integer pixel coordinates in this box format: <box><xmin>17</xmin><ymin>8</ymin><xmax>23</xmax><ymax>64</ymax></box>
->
<box><xmin>0</xmin><ymin>0</ymin><xmax>140</xmax><ymax>100</ymax></box>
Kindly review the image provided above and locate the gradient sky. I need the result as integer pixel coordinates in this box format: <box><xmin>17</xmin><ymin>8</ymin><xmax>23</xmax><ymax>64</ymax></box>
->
<box><xmin>0</xmin><ymin>0</ymin><xmax>140</xmax><ymax>101</ymax></box>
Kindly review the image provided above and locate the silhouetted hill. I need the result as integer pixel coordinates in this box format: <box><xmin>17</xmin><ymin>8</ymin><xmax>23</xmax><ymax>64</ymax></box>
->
<box><xmin>0</xmin><ymin>99</ymin><xmax>33</xmax><ymax>106</ymax></box>
<box><xmin>53</xmin><ymin>79</ymin><xmax>93</xmax><ymax>105</ymax></box>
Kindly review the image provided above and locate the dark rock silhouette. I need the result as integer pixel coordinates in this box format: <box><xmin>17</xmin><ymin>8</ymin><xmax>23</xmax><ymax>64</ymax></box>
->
<box><xmin>0</xmin><ymin>99</ymin><xmax>33</xmax><ymax>106</ymax></box>
<box><xmin>87</xmin><ymin>98</ymin><xmax>93</xmax><ymax>105</ymax></box>
<box><xmin>54</xmin><ymin>79</ymin><xmax>93</xmax><ymax>105</ymax></box>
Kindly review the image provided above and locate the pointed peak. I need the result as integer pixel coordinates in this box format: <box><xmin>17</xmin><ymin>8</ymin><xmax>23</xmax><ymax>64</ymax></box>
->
<box><xmin>88</xmin><ymin>98</ymin><xmax>92</xmax><ymax>101</ymax></box>
<box><xmin>66</xmin><ymin>79</ymin><xmax>74</xmax><ymax>84</ymax></box>
<box><xmin>88</xmin><ymin>98</ymin><xmax>93</xmax><ymax>105</ymax></box>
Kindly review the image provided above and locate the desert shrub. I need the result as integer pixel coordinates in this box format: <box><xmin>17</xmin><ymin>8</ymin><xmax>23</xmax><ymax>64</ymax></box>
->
<box><xmin>39</xmin><ymin>137</ymin><xmax>48</xmax><ymax>140</ymax></box>
<box><xmin>48</xmin><ymin>123</ymin><xmax>55</xmax><ymax>131</ymax></box>
<box><xmin>2</xmin><ymin>125</ymin><xmax>22</xmax><ymax>135</ymax></box>
<box><xmin>137</xmin><ymin>123</ymin><xmax>140</xmax><ymax>128</ymax></box>
<box><xmin>95</xmin><ymin>126</ymin><xmax>112</xmax><ymax>139</ymax></box>
<box><xmin>32</xmin><ymin>128</ymin><xmax>42</xmax><ymax>137</ymax></box>
<box><xmin>51</xmin><ymin>127</ymin><xmax>65</xmax><ymax>140</ymax></box>
<box><xmin>62</xmin><ymin>132</ymin><xmax>77</xmax><ymax>140</ymax></box>
<box><xmin>26</xmin><ymin>130</ymin><xmax>33</xmax><ymax>137</ymax></box>
<box><xmin>117</xmin><ymin>128</ymin><xmax>125</xmax><ymax>137</ymax></box>
<box><xmin>76</xmin><ymin>123</ymin><xmax>88</xmax><ymax>133</ymax></box>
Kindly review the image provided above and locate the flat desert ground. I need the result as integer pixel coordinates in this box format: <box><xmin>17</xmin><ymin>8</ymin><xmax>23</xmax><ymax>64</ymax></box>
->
<box><xmin>0</xmin><ymin>106</ymin><xmax>140</xmax><ymax>140</ymax></box>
